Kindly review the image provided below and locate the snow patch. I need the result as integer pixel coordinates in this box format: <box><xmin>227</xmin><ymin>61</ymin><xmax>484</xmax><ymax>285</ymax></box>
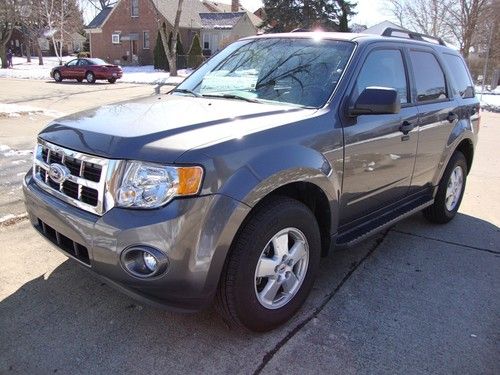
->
<box><xmin>0</xmin><ymin>144</ymin><xmax>32</xmax><ymax>158</ymax></box>
<box><xmin>0</xmin><ymin>103</ymin><xmax>63</xmax><ymax>118</ymax></box>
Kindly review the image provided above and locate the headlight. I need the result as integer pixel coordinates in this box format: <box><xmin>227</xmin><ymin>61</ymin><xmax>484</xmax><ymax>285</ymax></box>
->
<box><xmin>116</xmin><ymin>161</ymin><xmax>203</xmax><ymax>209</ymax></box>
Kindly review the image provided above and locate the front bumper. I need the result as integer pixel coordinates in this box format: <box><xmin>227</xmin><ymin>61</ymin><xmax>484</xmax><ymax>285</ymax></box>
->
<box><xmin>23</xmin><ymin>173</ymin><xmax>250</xmax><ymax>312</ymax></box>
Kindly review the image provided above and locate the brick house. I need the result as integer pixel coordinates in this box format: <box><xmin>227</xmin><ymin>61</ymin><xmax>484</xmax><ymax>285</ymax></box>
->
<box><xmin>85</xmin><ymin>0</ymin><xmax>207</xmax><ymax>65</ymax></box>
<box><xmin>85</xmin><ymin>0</ymin><xmax>261</xmax><ymax>66</ymax></box>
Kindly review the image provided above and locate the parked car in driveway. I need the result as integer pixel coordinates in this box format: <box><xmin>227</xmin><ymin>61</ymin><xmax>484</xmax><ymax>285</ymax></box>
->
<box><xmin>50</xmin><ymin>58</ymin><xmax>123</xmax><ymax>84</ymax></box>
<box><xmin>24</xmin><ymin>29</ymin><xmax>479</xmax><ymax>332</ymax></box>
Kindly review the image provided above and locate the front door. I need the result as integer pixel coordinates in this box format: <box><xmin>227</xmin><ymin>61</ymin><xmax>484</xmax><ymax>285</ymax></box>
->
<box><xmin>340</xmin><ymin>47</ymin><xmax>419</xmax><ymax>225</ymax></box>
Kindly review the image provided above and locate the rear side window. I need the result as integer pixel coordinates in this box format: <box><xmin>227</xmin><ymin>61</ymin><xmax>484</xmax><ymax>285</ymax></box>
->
<box><xmin>443</xmin><ymin>54</ymin><xmax>474</xmax><ymax>98</ymax></box>
<box><xmin>355</xmin><ymin>49</ymin><xmax>408</xmax><ymax>104</ymax></box>
<box><xmin>410</xmin><ymin>51</ymin><xmax>447</xmax><ymax>102</ymax></box>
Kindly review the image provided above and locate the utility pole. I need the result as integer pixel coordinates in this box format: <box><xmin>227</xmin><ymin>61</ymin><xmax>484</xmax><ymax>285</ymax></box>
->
<box><xmin>480</xmin><ymin>21</ymin><xmax>494</xmax><ymax>101</ymax></box>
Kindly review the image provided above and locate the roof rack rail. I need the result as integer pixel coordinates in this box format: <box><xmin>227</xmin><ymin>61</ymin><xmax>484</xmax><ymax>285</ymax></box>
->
<box><xmin>381</xmin><ymin>27</ymin><xmax>446</xmax><ymax>46</ymax></box>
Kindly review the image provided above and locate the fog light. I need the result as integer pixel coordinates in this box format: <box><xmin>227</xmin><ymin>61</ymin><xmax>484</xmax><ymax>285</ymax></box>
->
<box><xmin>120</xmin><ymin>246</ymin><xmax>168</xmax><ymax>278</ymax></box>
<box><xmin>143</xmin><ymin>252</ymin><xmax>158</xmax><ymax>272</ymax></box>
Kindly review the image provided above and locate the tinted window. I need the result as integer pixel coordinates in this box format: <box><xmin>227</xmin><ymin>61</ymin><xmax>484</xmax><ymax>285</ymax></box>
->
<box><xmin>410</xmin><ymin>51</ymin><xmax>447</xmax><ymax>102</ymax></box>
<box><xmin>443</xmin><ymin>54</ymin><xmax>474</xmax><ymax>98</ymax></box>
<box><xmin>77</xmin><ymin>60</ymin><xmax>89</xmax><ymax>66</ymax></box>
<box><xmin>355</xmin><ymin>49</ymin><xmax>408</xmax><ymax>104</ymax></box>
<box><xmin>66</xmin><ymin>59</ymin><xmax>78</xmax><ymax>66</ymax></box>
<box><xmin>177</xmin><ymin>38</ymin><xmax>355</xmax><ymax>108</ymax></box>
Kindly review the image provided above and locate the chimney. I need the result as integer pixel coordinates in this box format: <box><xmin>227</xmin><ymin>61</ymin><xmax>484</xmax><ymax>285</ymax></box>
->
<box><xmin>231</xmin><ymin>0</ymin><xmax>240</xmax><ymax>12</ymax></box>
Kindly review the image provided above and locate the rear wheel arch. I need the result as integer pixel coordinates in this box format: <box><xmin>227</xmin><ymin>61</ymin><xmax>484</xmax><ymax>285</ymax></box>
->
<box><xmin>455</xmin><ymin>138</ymin><xmax>474</xmax><ymax>174</ymax></box>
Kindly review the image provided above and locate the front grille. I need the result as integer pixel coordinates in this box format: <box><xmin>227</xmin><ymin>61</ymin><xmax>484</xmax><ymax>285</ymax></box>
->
<box><xmin>32</xmin><ymin>140</ymin><xmax>114</xmax><ymax>215</ymax></box>
<box><xmin>37</xmin><ymin>218</ymin><xmax>90</xmax><ymax>266</ymax></box>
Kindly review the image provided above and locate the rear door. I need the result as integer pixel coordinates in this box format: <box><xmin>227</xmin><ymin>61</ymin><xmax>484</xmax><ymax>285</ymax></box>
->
<box><xmin>340</xmin><ymin>45</ymin><xmax>419</xmax><ymax>225</ymax></box>
<box><xmin>76</xmin><ymin>59</ymin><xmax>90</xmax><ymax>79</ymax></box>
<box><xmin>407</xmin><ymin>48</ymin><xmax>459</xmax><ymax>190</ymax></box>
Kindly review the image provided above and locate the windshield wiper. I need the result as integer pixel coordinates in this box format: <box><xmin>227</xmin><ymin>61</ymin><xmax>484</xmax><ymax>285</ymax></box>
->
<box><xmin>201</xmin><ymin>93</ymin><xmax>261</xmax><ymax>103</ymax></box>
<box><xmin>171</xmin><ymin>88</ymin><xmax>202</xmax><ymax>97</ymax></box>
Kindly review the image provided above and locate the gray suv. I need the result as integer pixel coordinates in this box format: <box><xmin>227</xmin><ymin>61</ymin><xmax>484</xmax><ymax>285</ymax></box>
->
<box><xmin>23</xmin><ymin>30</ymin><xmax>480</xmax><ymax>332</ymax></box>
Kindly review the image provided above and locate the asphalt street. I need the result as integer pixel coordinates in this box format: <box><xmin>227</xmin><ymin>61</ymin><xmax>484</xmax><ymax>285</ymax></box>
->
<box><xmin>0</xmin><ymin>78</ymin><xmax>498</xmax><ymax>374</ymax></box>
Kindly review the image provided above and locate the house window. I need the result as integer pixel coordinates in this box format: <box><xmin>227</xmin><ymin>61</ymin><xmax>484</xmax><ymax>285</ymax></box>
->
<box><xmin>202</xmin><ymin>33</ymin><xmax>210</xmax><ymax>50</ymax></box>
<box><xmin>143</xmin><ymin>31</ymin><xmax>150</xmax><ymax>49</ymax></box>
<box><xmin>131</xmin><ymin>0</ymin><xmax>139</xmax><ymax>17</ymax></box>
<box><xmin>112</xmin><ymin>33</ymin><xmax>120</xmax><ymax>44</ymax></box>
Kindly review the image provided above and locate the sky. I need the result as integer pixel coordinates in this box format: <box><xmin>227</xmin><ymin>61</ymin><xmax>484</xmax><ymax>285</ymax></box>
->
<box><xmin>82</xmin><ymin>0</ymin><xmax>391</xmax><ymax>28</ymax></box>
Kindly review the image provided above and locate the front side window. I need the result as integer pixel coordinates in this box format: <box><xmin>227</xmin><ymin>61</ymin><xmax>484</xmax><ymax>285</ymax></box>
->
<box><xmin>176</xmin><ymin>38</ymin><xmax>355</xmax><ymax>108</ymax></box>
<box><xmin>131</xmin><ymin>0</ymin><xmax>139</xmax><ymax>17</ymax></box>
<box><xmin>354</xmin><ymin>49</ymin><xmax>408</xmax><ymax>104</ymax></box>
<box><xmin>66</xmin><ymin>59</ymin><xmax>78</xmax><ymax>66</ymax></box>
<box><xmin>410</xmin><ymin>51</ymin><xmax>447</xmax><ymax>102</ymax></box>
<box><xmin>443</xmin><ymin>54</ymin><xmax>474</xmax><ymax>98</ymax></box>
<box><xmin>143</xmin><ymin>31</ymin><xmax>150</xmax><ymax>49</ymax></box>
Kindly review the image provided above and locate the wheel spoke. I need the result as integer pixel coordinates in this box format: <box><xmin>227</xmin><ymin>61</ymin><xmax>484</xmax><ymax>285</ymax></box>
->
<box><xmin>256</xmin><ymin>258</ymin><xmax>278</xmax><ymax>278</ymax></box>
<box><xmin>272</xmin><ymin>233</ymin><xmax>289</xmax><ymax>259</ymax></box>
<box><xmin>282</xmin><ymin>273</ymin><xmax>299</xmax><ymax>293</ymax></box>
<box><xmin>260</xmin><ymin>278</ymin><xmax>281</xmax><ymax>303</ymax></box>
<box><xmin>288</xmin><ymin>241</ymin><xmax>307</xmax><ymax>265</ymax></box>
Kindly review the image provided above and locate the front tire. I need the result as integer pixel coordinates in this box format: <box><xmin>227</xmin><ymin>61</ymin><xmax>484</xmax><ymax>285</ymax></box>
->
<box><xmin>424</xmin><ymin>151</ymin><xmax>468</xmax><ymax>223</ymax></box>
<box><xmin>216</xmin><ymin>197</ymin><xmax>321</xmax><ymax>332</ymax></box>
<box><xmin>53</xmin><ymin>70</ymin><xmax>62</xmax><ymax>82</ymax></box>
<box><xmin>108</xmin><ymin>78</ymin><xmax>116</xmax><ymax>84</ymax></box>
<box><xmin>86</xmin><ymin>71</ymin><xmax>96</xmax><ymax>84</ymax></box>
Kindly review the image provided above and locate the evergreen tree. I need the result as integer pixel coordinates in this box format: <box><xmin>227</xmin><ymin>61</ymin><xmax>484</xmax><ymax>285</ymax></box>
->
<box><xmin>262</xmin><ymin>0</ymin><xmax>357</xmax><ymax>32</ymax></box>
<box><xmin>188</xmin><ymin>34</ymin><xmax>203</xmax><ymax>68</ymax></box>
<box><xmin>153</xmin><ymin>30</ymin><xmax>168</xmax><ymax>70</ymax></box>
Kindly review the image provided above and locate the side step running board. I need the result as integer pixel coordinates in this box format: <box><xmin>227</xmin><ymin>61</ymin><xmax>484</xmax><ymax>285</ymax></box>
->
<box><xmin>335</xmin><ymin>197</ymin><xmax>434</xmax><ymax>249</ymax></box>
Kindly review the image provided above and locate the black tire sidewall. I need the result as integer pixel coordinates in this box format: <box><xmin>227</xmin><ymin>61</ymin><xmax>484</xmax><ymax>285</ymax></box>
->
<box><xmin>229</xmin><ymin>200</ymin><xmax>321</xmax><ymax>331</ymax></box>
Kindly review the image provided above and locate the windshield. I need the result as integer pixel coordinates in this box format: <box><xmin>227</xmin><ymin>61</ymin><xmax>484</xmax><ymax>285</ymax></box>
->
<box><xmin>176</xmin><ymin>37</ymin><xmax>355</xmax><ymax>108</ymax></box>
<box><xmin>88</xmin><ymin>58</ymin><xmax>109</xmax><ymax>65</ymax></box>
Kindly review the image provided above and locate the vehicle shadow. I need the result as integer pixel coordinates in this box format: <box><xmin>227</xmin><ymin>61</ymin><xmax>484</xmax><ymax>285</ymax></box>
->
<box><xmin>0</xmin><ymin>212</ymin><xmax>497</xmax><ymax>373</ymax></box>
<box><xmin>44</xmin><ymin>80</ymin><xmax>114</xmax><ymax>86</ymax></box>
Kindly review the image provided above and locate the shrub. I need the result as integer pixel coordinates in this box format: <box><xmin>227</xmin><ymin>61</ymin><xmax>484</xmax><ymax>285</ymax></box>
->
<box><xmin>77</xmin><ymin>51</ymin><xmax>90</xmax><ymax>58</ymax></box>
<box><xmin>154</xmin><ymin>30</ymin><xmax>168</xmax><ymax>70</ymax></box>
<box><xmin>188</xmin><ymin>34</ymin><xmax>204</xmax><ymax>69</ymax></box>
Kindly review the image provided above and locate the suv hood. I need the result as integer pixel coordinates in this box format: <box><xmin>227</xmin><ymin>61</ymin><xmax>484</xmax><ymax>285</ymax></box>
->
<box><xmin>39</xmin><ymin>95</ymin><xmax>315</xmax><ymax>163</ymax></box>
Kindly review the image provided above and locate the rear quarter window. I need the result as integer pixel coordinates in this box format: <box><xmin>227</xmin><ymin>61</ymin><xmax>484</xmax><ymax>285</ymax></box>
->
<box><xmin>443</xmin><ymin>54</ymin><xmax>475</xmax><ymax>98</ymax></box>
<box><xmin>409</xmin><ymin>51</ymin><xmax>448</xmax><ymax>103</ymax></box>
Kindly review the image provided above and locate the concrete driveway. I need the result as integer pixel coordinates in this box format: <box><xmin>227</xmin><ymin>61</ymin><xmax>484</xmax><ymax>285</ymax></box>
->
<box><xmin>0</xmin><ymin>78</ymin><xmax>498</xmax><ymax>374</ymax></box>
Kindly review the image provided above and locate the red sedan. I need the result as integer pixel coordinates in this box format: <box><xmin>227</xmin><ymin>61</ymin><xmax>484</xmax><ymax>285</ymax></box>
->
<box><xmin>51</xmin><ymin>58</ymin><xmax>123</xmax><ymax>84</ymax></box>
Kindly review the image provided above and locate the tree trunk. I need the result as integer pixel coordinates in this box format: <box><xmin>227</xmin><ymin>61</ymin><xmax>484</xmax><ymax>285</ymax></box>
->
<box><xmin>36</xmin><ymin>42</ymin><xmax>44</xmax><ymax>65</ymax></box>
<box><xmin>26</xmin><ymin>40</ymin><xmax>32</xmax><ymax>63</ymax></box>
<box><xmin>0</xmin><ymin>47</ymin><xmax>6</xmax><ymax>69</ymax></box>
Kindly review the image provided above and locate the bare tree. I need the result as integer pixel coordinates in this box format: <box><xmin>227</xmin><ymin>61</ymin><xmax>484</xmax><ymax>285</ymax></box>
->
<box><xmin>447</xmin><ymin>0</ymin><xmax>490</xmax><ymax>57</ymax></box>
<box><xmin>42</xmin><ymin>0</ymin><xmax>83</xmax><ymax>64</ymax></box>
<box><xmin>154</xmin><ymin>0</ymin><xmax>184</xmax><ymax>77</ymax></box>
<box><xmin>1</xmin><ymin>0</ymin><xmax>20</xmax><ymax>68</ymax></box>
<box><xmin>387</xmin><ymin>0</ymin><xmax>454</xmax><ymax>39</ymax></box>
<box><xmin>20</xmin><ymin>1</ymin><xmax>47</xmax><ymax>65</ymax></box>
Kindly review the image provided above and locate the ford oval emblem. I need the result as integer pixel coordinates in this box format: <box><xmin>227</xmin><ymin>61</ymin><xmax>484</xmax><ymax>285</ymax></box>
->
<box><xmin>48</xmin><ymin>163</ymin><xmax>70</xmax><ymax>184</ymax></box>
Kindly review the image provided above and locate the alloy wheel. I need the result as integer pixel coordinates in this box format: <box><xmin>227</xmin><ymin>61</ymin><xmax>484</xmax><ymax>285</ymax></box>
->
<box><xmin>445</xmin><ymin>165</ymin><xmax>464</xmax><ymax>211</ymax></box>
<box><xmin>254</xmin><ymin>227</ymin><xmax>309</xmax><ymax>309</ymax></box>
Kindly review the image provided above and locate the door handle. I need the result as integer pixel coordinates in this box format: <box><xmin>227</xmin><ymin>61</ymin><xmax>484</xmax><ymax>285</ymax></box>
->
<box><xmin>447</xmin><ymin>112</ymin><xmax>458</xmax><ymax>122</ymax></box>
<box><xmin>399</xmin><ymin>121</ymin><xmax>414</xmax><ymax>135</ymax></box>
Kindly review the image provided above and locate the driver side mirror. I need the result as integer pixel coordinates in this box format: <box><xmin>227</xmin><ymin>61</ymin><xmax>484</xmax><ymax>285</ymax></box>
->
<box><xmin>348</xmin><ymin>87</ymin><xmax>401</xmax><ymax>116</ymax></box>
